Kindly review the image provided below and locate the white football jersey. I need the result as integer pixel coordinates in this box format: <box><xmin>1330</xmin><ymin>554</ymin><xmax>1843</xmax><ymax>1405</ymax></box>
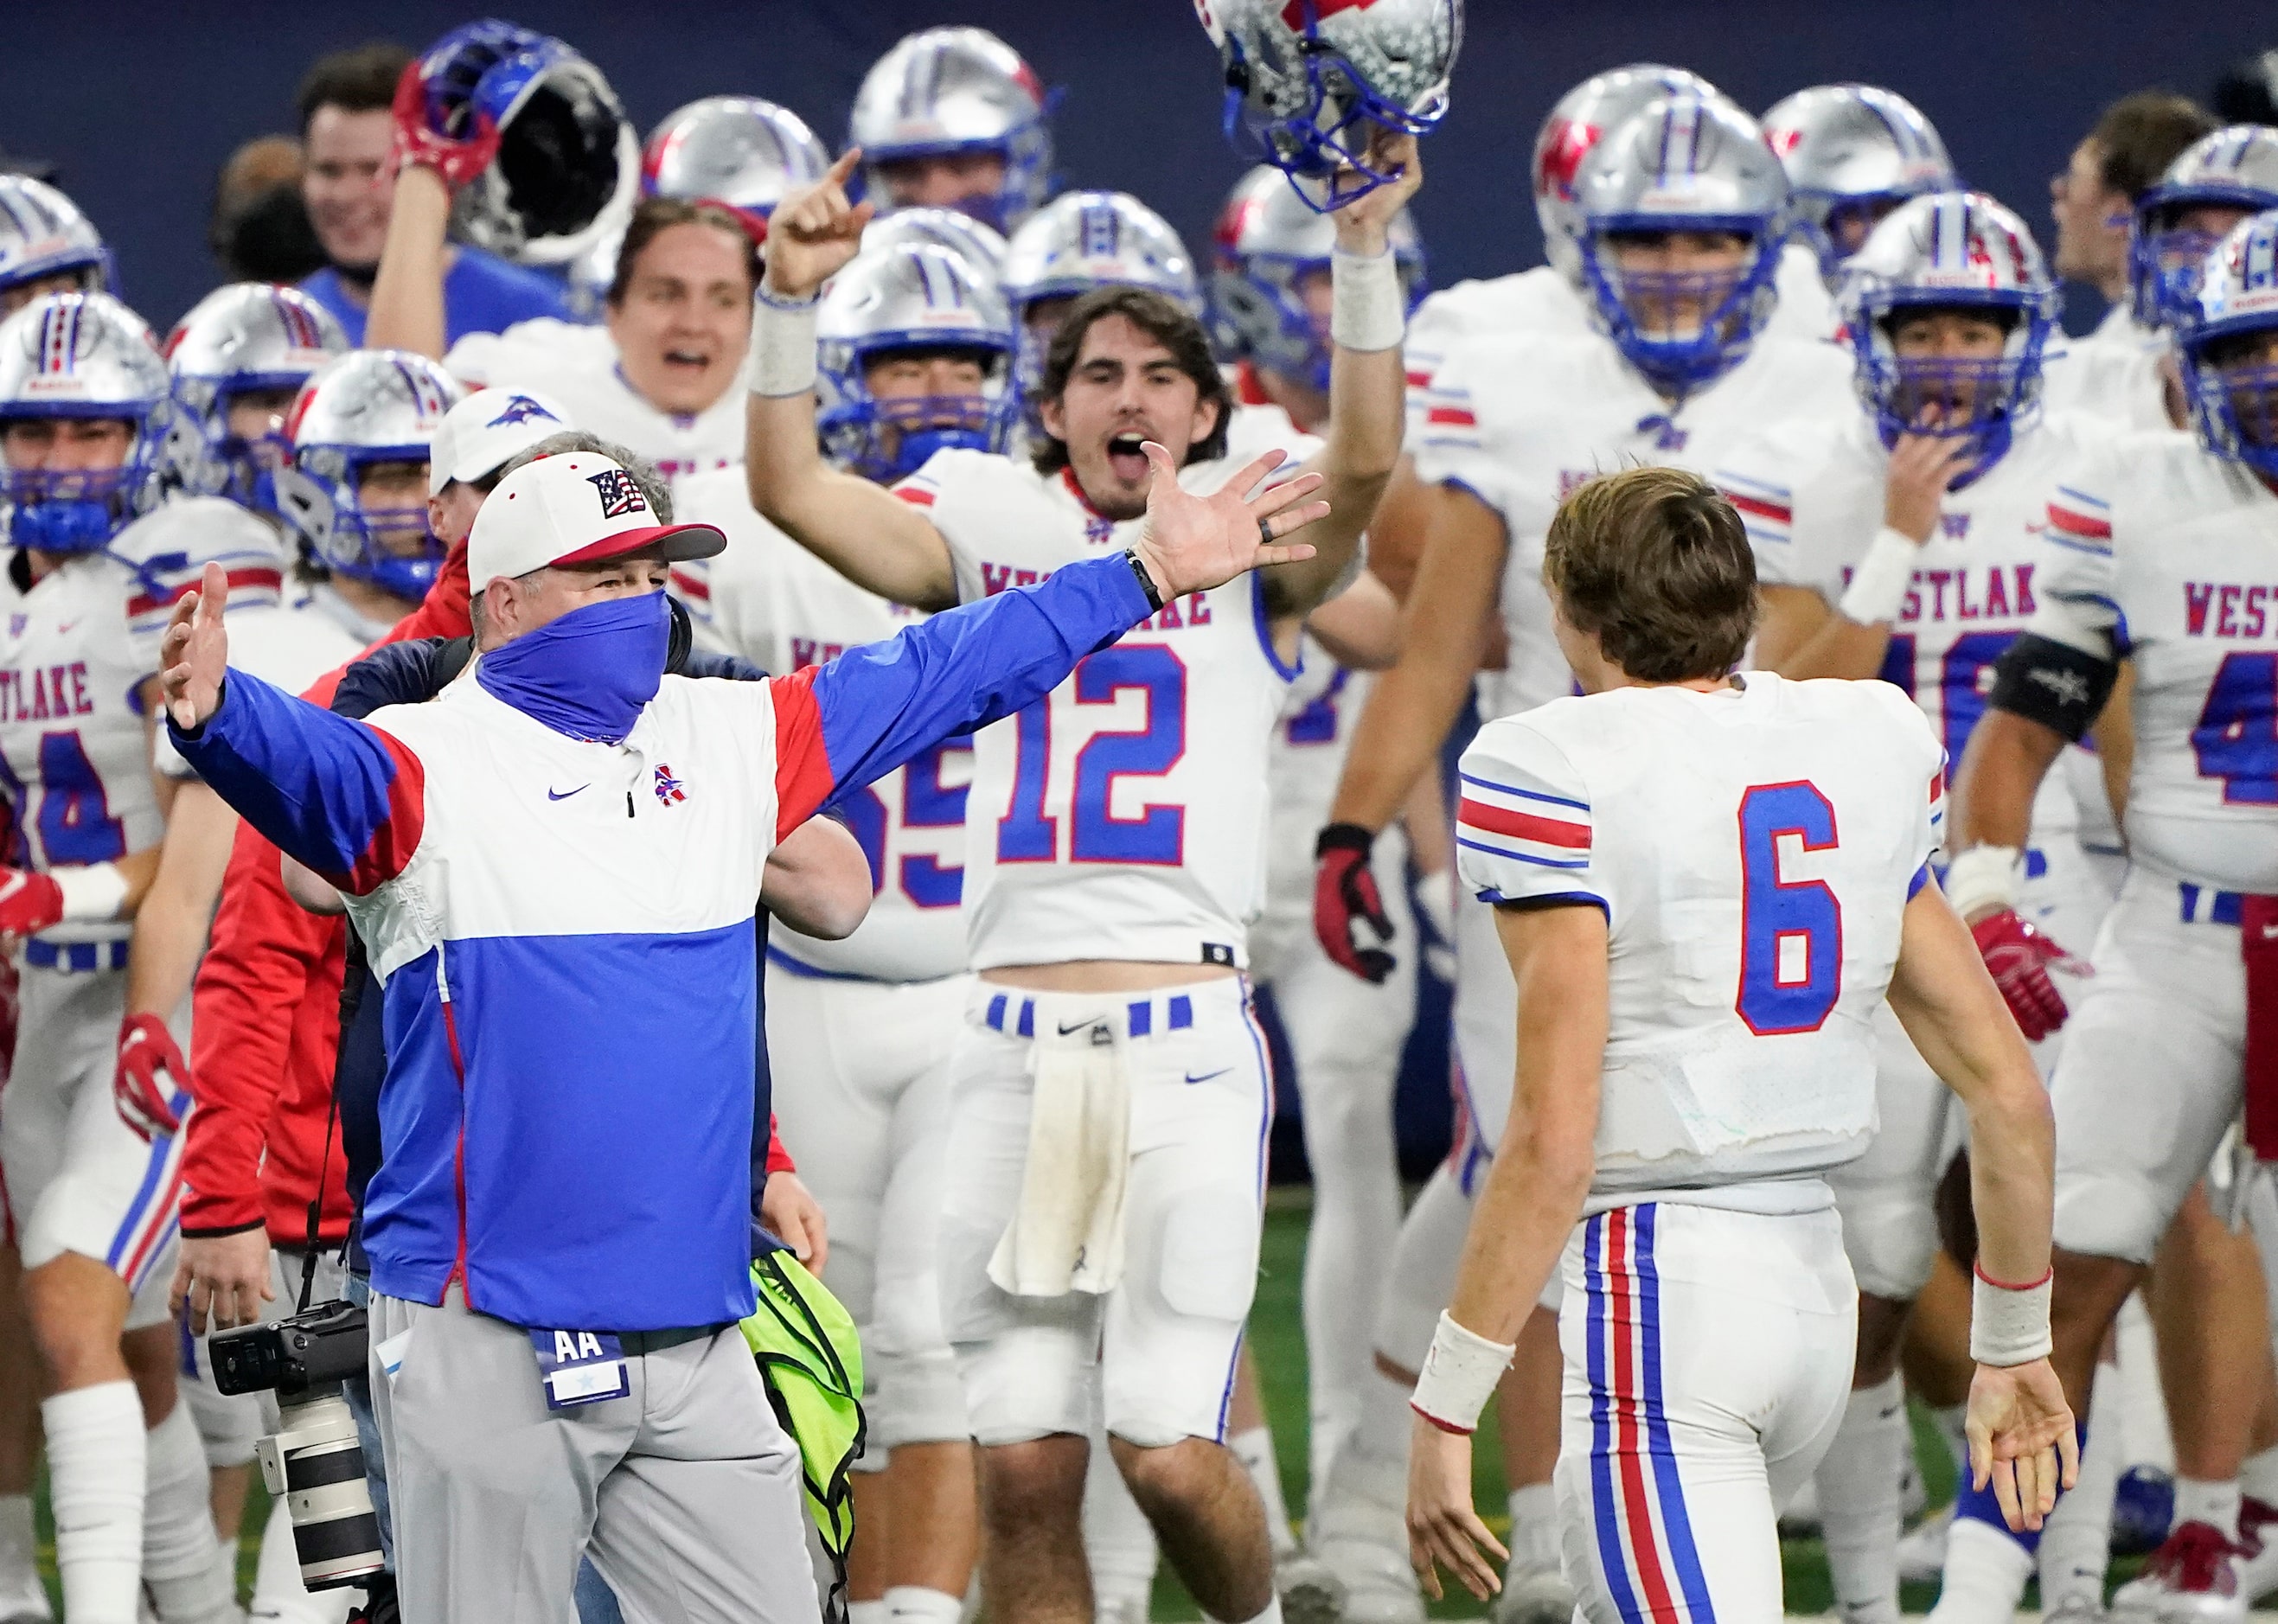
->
<box><xmin>1416</xmin><ymin>329</ymin><xmax>1853</xmax><ymax>718</ymax></box>
<box><xmin>1718</xmin><ymin>411</ymin><xmax>2120</xmax><ymax>841</ymax></box>
<box><xmin>2034</xmin><ymin>434</ymin><xmax>2278</xmax><ymax>893</ymax></box>
<box><xmin>1770</xmin><ymin>240</ymin><xmax>1841</xmax><ymax>343</ymax></box>
<box><xmin>443</xmin><ymin>318</ymin><xmax>743</xmax><ymax>490</ymax></box>
<box><xmin>898</xmin><ymin>448</ymin><xmax>1298</xmax><ymax>969</ymax></box>
<box><xmin>675</xmin><ymin>465</ymin><xmax>971</xmax><ymax>983</ymax></box>
<box><xmin>1266</xmin><ymin>643</ymin><xmax>1371</xmax><ymax>927</ymax></box>
<box><xmin>2040</xmin><ymin>335</ymin><xmax>2176</xmax><ymax>433</ymax></box>
<box><xmin>1402</xmin><ymin>271</ymin><xmax>1586</xmax><ymax>441</ymax></box>
<box><xmin>0</xmin><ymin>552</ymin><xmax>164</xmax><ymax>945</ymax></box>
<box><xmin>1456</xmin><ymin>672</ymin><xmax>1944</xmax><ymax>1207</ymax></box>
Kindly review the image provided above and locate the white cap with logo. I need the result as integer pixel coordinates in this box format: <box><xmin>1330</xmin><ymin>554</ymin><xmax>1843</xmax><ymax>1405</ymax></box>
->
<box><xmin>427</xmin><ymin>387</ymin><xmax>575</xmax><ymax>496</ymax></box>
<box><xmin>469</xmin><ymin>452</ymin><xmax>725</xmax><ymax>594</ymax></box>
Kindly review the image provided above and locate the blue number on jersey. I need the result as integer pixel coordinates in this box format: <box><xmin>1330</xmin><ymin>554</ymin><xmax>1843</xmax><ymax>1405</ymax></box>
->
<box><xmin>1736</xmin><ymin>782</ymin><xmax>1843</xmax><ymax>1035</ymax></box>
<box><xmin>1070</xmin><ymin>646</ymin><xmax>1187</xmax><ymax>864</ymax></box>
<box><xmin>35</xmin><ymin>731</ymin><xmax>128</xmax><ymax>866</ymax></box>
<box><xmin>1283</xmin><ymin>668</ymin><xmax>1349</xmax><ymax>746</ymax></box>
<box><xmin>837</xmin><ymin>783</ymin><xmax>890</xmax><ymax>894</ymax></box>
<box><xmin>2192</xmin><ymin>650</ymin><xmax>2278</xmax><ymax>805</ymax></box>
<box><xmin>899</xmin><ymin>738</ymin><xmax>969</xmax><ymax>907</ymax></box>
<box><xmin>996</xmin><ymin>648</ymin><xmax>1187</xmax><ymax>864</ymax></box>
<box><xmin>1878</xmin><ymin>630</ymin><xmax>2015</xmax><ymax>763</ymax></box>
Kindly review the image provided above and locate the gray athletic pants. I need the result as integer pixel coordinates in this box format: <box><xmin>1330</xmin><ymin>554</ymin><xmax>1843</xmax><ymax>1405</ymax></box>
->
<box><xmin>367</xmin><ymin>1286</ymin><xmax>821</xmax><ymax>1624</ymax></box>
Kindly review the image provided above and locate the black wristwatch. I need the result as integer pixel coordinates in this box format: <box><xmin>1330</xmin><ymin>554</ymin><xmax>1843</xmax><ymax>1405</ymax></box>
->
<box><xmin>1123</xmin><ymin>548</ymin><xmax>1166</xmax><ymax>613</ymax></box>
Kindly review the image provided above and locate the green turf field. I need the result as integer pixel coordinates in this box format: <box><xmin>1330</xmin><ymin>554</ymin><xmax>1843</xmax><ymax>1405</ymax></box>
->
<box><xmin>34</xmin><ymin>1192</ymin><xmax>1996</xmax><ymax>1614</ymax></box>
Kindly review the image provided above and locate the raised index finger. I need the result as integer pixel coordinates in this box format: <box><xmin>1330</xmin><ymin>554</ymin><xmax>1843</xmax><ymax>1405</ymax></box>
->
<box><xmin>824</xmin><ymin>147</ymin><xmax>862</xmax><ymax>188</ymax></box>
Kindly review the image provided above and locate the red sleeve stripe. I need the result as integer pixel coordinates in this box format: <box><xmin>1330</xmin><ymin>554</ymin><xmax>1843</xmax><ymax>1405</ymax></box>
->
<box><xmin>1457</xmin><ymin>796</ymin><xmax>1591</xmax><ymax>849</ymax></box>
<box><xmin>1426</xmin><ymin>406</ymin><xmax>1476</xmax><ymax>426</ymax></box>
<box><xmin>1929</xmin><ymin>768</ymin><xmax>1945</xmax><ymax>803</ymax></box>
<box><xmin>128</xmin><ymin>566</ymin><xmax>285</xmax><ymax>619</ymax></box>
<box><xmin>2046</xmin><ymin>502</ymin><xmax>2111</xmax><ymax>540</ymax></box>
<box><xmin>329</xmin><ymin>726</ymin><xmax>427</xmax><ymax>896</ymax></box>
<box><xmin>894</xmin><ymin>483</ymin><xmax>937</xmax><ymax>508</ymax></box>
<box><xmin>770</xmin><ymin>668</ymin><xmax>836</xmax><ymax>841</ymax></box>
<box><xmin>1723</xmin><ymin>491</ymin><xmax>1791</xmax><ymax>524</ymax></box>
<box><xmin>1405</xmin><ymin>368</ymin><xmax>1433</xmax><ymax>387</ymax></box>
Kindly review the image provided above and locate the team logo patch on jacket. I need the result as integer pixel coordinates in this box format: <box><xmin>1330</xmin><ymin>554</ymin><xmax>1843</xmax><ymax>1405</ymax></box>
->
<box><xmin>588</xmin><ymin>468</ymin><xmax>649</xmax><ymax>519</ymax></box>
<box><xmin>654</xmin><ymin>763</ymin><xmax>686</xmax><ymax>805</ymax></box>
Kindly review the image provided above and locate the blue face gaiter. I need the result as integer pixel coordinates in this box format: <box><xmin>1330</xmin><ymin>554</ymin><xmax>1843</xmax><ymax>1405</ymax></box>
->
<box><xmin>477</xmin><ymin>591</ymin><xmax>669</xmax><ymax>745</ymax></box>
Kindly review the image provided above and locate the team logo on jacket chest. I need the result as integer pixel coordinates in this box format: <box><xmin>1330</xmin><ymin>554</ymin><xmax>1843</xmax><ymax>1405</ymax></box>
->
<box><xmin>1939</xmin><ymin>513</ymin><xmax>1972</xmax><ymax>540</ymax></box>
<box><xmin>654</xmin><ymin>764</ymin><xmax>686</xmax><ymax>805</ymax></box>
<box><xmin>587</xmin><ymin>468</ymin><xmax>649</xmax><ymax>519</ymax></box>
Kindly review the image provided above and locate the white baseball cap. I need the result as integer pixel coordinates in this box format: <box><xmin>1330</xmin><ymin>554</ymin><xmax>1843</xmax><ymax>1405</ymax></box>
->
<box><xmin>469</xmin><ymin>451</ymin><xmax>724</xmax><ymax>594</ymax></box>
<box><xmin>427</xmin><ymin>387</ymin><xmax>574</xmax><ymax>496</ymax></box>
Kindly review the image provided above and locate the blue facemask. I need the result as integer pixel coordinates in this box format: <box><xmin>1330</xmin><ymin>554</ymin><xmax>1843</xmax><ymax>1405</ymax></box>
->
<box><xmin>477</xmin><ymin>590</ymin><xmax>669</xmax><ymax>745</ymax></box>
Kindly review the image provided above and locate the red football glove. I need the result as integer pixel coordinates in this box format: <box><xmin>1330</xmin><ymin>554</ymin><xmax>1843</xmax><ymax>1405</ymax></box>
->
<box><xmin>114</xmin><ymin>1013</ymin><xmax>189</xmax><ymax>1142</ymax></box>
<box><xmin>0</xmin><ymin>867</ymin><xmax>64</xmax><ymax>937</ymax></box>
<box><xmin>1971</xmin><ymin>909</ymin><xmax>2077</xmax><ymax>1043</ymax></box>
<box><xmin>1315</xmin><ymin>822</ymin><xmax>1395</xmax><ymax>984</ymax></box>
<box><xmin>389</xmin><ymin>60</ymin><xmax>501</xmax><ymax>191</ymax></box>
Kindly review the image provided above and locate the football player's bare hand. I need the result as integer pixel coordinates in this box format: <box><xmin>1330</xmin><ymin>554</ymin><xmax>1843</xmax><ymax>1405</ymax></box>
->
<box><xmin>759</xmin><ymin>1172</ymin><xmax>830</xmax><ymax>1274</ymax></box>
<box><xmin>173</xmin><ymin>1229</ymin><xmax>275</xmax><ymax>1337</ymax></box>
<box><xmin>763</xmin><ymin>150</ymin><xmax>874</xmax><ymax>300</ymax></box>
<box><xmin>1406</xmin><ymin>1417</ymin><xmax>1505</xmax><ymax>1602</ymax></box>
<box><xmin>1884</xmin><ymin>411</ymin><xmax>1975</xmax><ymax>542</ymax></box>
<box><xmin>1329</xmin><ymin>129</ymin><xmax>1423</xmax><ymax>254</ymax></box>
<box><xmin>1966</xmin><ymin>1357</ymin><xmax>2078</xmax><ymax>1532</ymax></box>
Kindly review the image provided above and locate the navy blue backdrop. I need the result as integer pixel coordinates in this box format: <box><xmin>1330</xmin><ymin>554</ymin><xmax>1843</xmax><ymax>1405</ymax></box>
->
<box><xmin>6</xmin><ymin>0</ymin><xmax>2272</xmax><ymax>334</ymax></box>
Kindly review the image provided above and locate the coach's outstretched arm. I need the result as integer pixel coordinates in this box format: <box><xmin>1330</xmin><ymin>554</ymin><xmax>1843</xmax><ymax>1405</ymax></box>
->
<box><xmin>1885</xmin><ymin>878</ymin><xmax>2078</xmax><ymax>1531</ymax></box>
<box><xmin>744</xmin><ymin>150</ymin><xmax>963</xmax><ymax>611</ymax></box>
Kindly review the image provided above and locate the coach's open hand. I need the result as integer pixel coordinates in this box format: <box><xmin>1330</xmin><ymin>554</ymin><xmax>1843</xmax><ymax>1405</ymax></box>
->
<box><xmin>763</xmin><ymin>148</ymin><xmax>875</xmax><ymax>303</ymax></box>
<box><xmin>160</xmin><ymin>559</ymin><xmax>231</xmax><ymax>731</ymax></box>
<box><xmin>1127</xmin><ymin>443</ymin><xmax>1328</xmax><ymax>600</ymax></box>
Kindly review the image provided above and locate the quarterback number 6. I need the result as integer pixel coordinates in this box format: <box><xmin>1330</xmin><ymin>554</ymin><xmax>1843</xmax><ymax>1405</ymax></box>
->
<box><xmin>1736</xmin><ymin>781</ymin><xmax>1842</xmax><ymax>1035</ymax></box>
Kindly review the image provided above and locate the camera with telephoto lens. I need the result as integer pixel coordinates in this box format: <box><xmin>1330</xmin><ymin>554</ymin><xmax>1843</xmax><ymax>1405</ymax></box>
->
<box><xmin>212</xmin><ymin>1300</ymin><xmax>384</xmax><ymax>1589</ymax></box>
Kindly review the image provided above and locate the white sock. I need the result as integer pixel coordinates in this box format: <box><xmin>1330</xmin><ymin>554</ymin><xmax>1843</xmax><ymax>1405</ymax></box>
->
<box><xmin>849</xmin><ymin>1602</ymin><xmax>888</xmax><ymax>1624</ymax></box>
<box><xmin>251</xmin><ymin>1497</ymin><xmax>354</xmax><ymax>1623</ymax></box>
<box><xmin>883</xmin><ymin>1586</ymin><xmax>963</xmax><ymax>1624</ymax></box>
<box><xmin>2115</xmin><ymin>1293</ymin><xmax>2175</xmax><ymax>1474</ymax></box>
<box><xmin>2038</xmin><ymin>1373</ymin><xmax>2120</xmax><ymax>1610</ymax></box>
<box><xmin>0</xmin><ymin>1491</ymin><xmax>35</xmax><ymax>1576</ymax></box>
<box><xmin>1309</xmin><ymin>1365</ymin><xmax>1410</xmax><ymax>1548</ymax></box>
<box><xmin>43</xmin><ymin>1381</ymin><xmax>146</xmax><ymax>1624</ymax></box>
<box><xmin>2176</xmin><ymin>1476</ymin><xmax>2243</xmax><ymax>1543</ymax></box>
<box><xmin>1206</xmin><ymin>1597</ymin><xmax>1283</xmax><ymax>1624</ymax></box>
<box><xmin>143</xmin><ymin>1400</ymin><xmax>238</xmax><ymax>1624</ymax></box>
<box><xmin>1506</xmin><ymin>1482</ymin><xmax>1557</xmax><ymax>1573</ymax></box>
<box><xmin>1228</xmin><ymin>1426</ymin><xmax>1296</xmax><ymax>1558</ymax></box>
<box><xmin>1082</xmin><ymin>1437</ymin><xmax>1157</xmax><ymax>1614</ymax></box>
<box><xmin>1815</xmin><ymin>1373</ymin><xmax>1904</xmax><ymax>1624</ymax></box>
<box><xmin>2242</xmin><ymin>1446</ymin><xmax>2278</xmax><ymax>1510</ymax></box>
<box><xmin>1928</xmin><ymin>1515</ymin><xmax>2035</xmax><ymax>1622</ymax></box>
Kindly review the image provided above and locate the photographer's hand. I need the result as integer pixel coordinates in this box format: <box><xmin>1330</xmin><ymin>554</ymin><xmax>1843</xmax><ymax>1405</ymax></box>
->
<box><xmin>174</xmin><ymin>1228</ymin><xmax>276</xmax><ymax>1334</ymax></box>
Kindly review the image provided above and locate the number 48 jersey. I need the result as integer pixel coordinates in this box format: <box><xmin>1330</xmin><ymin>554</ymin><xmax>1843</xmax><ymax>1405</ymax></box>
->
<box><xmin>898</xmin><ymin>448</ymin><xmax>1299</xmax><ymax>971</ymax></box>
<box><xmin>1455</xmin><ymin>672</ymin><xmax>1944</xmax><ymax>1208</ymax></box>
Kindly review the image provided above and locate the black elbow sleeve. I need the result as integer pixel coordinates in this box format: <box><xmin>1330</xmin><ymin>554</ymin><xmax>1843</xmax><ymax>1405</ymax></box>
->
<box><xmin>1986</xmin><ymin>633</ymin><xmax>2119</xmax><ymax>743</ymax></box>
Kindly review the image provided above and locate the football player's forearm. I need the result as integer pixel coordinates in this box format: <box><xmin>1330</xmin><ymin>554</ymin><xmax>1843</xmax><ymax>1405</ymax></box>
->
<box><xmin>1953</xmin><ymin>710</ymin><xmax>2064</xmax><ymax>853</ymax></box>
<box><xmin>1967</xmin><ymin>1082</ymin><xmax>2057</xmax><ymax>1291</ymax></box>
<box><xmin>125</xmin><ymin>786</ymin><xmax>237</xmax><ymax>1013</ymax></box>
<box><xmin>112</xmin><ymin>846</ymin><xmax>163</xmax><ymax>923</ymax></box>
<box><xmin>1401</xmin><ymin>770</ymin><xmax>1452</xmax><ymax>875</ymax></box>
<box><xmin>363</xmin><ymin>165</ymin><xmax>451</xmax><ymax>361</ymax></box>
<box><xmin>1769</xmin><ymin>610</ymin><xmax>1894</xmax><ymax>681</ymax></box>
<box><xmin>745</xmin><ymin>393</ymin><xmax>957</xmax><ymax>611</ymax></box>
<box><xmin>1445</xmin><ymin>1122</ymin><xmax>1589</xmax><ymax>1345</ymax></box>
<box><xmin>1328</xmin><ymin>654</ymin><xmax>1471</xmax><ymax>832</ymax></box>
<box><xmin>1268</xmin><ymin>337</ymin><xmax>1405</xmax><ymax>615</ymax></box>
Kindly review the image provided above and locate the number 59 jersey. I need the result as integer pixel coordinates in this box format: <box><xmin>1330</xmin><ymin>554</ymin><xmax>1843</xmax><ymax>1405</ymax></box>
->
<box><xmin>2034</xmin><ymin>433</ymin><xmax>2278</xmax><ymax>895</ymax></box>
<box><xmin>1455</xmin><ymin>672</ymin><xmax>1945</xmax><ymax>1207</ymax></box>
<box><xmin>899</xmin><ymin>448</ymin><xmax>1299</xmax><ymax>971</ymax></box>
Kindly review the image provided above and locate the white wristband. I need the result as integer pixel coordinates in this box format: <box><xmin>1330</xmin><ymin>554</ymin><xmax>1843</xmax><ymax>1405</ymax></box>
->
<box><xmin>54</xmin><ymin>862</ymin><xmax>128</xmax><ymax>923</ymax></box>
<box><xmin>1409</xmin><ymin>1310</ymin><xmax>1515</xmax><ymax>1435</ymax></box>
<box><xmin>1330</xmin><ymin>246</ymin><xmax>1405</xmax><ymax>354</ymax></box>
<box><xmin>1970</xmin><ymin>1264</ymin><xmax>2054</xmax><ymax>1367</ymax></box>
<box><xmin>1838</xmin><ymin>526</ymin><xmax>1922</xmax><ymax>625</ymax></box>
<box><xmin>1942</xmin><ymin>845</ymin><xmax>2022</xmax><ymax>921</ymax></box>
<box><xmin>746</xmin><ymin>288</ymin><xmax>820</xmax><ymax>399</ymax></box>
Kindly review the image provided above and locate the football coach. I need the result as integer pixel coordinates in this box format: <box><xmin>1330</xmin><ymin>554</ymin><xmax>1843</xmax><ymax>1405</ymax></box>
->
<box><xmin>155</xmin><ymin>441</ymin><xmax>1330</xmax><ymax>1621</ymax></box>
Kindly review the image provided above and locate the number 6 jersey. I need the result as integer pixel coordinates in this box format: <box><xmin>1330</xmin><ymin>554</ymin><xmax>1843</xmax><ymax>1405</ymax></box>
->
<box><xmin>1455</xmin><ymin>672</ymin><xmax>1944</xmax><ymax>1209</ymax></box>
<box><xmin>2033</xmin><ymin>432</ymin><xmax>2278</xmax><ymax>895</ymax></box>
<box><xmin>897</xmin><ymin>448</ymin><xmax>1300</xmax><ymax>971</ymax></box>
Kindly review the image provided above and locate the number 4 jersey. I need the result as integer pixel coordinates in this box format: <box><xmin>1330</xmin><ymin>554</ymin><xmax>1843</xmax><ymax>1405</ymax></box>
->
<box><xmin>897</xmin><ymin>448</ymin><xmax>1299</xmax><ymax>971</ymax></box>
<box><xmin>1455</xmin><ymin>672</ymin><xmax>1944</xmax><ymax>1209</ymax></box>
<box><xmin>2033</xmin><ymin>433</ymin><xmax>2278</xmax><ymax>894</ymax></box>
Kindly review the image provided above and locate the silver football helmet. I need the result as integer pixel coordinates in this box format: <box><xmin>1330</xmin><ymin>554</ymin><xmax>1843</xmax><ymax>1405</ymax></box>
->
<box><xmin>412</xmin><ymin>20</ymin><xmax>641</xmax><ymax>266</ymax></box>
<box><xmin>1840</xmin><ymin>192</ymin><xmax>2058</xmax><ymax>478</ymax></box>
<box><xmin>1207</xmin><ymin>164</ymin><xmax>1426</xmax><ymax>393</ymax></box>
<box><xmin>1202</xmin><ymin>0</ymin><xmax>1460</xmax><ymax>208</ymax></box>
<box><xmin>2129</xmin><ymin>126</ymin><xmax>2278</xmax><ymax>329</ymax></box>
<box><xmin>1004</xmin><ymin>193</ymin><xmax>1199</xmax><ymax>420</ymax></box>
<box><xmin>1762</xmin><ymin>85</ymin><xmax>1955</xmax><ymax>286</ymax></box>
<box><xmin>0</xmin><ymin>175</ymin><xmax>110</xmax><ymax>310</ymax></box>
<box><xmin>1532</xmin><ymin>66</ymin><xmax>1718</xmax><ymax>285</ymax></box>
<box><xmin>850</xmin><ymin>28</ymin><xmax>1054</xmax><ymax>233</ymax></box>
<box><xmin>1573</xmin><ymin>92</ymin><xmax>1791</xmax><ymax>395</ymax></box>
<box><xmin>274</xmin><ymin>351</ymin><xmax>463</xmax><ymax>600</ymax></box>
<box><xmin>643</xmin><ymin>97</ymin><xmax>832</xmax><ymax>215</ymax></box>
<box><xmin>0</xmin><ymin>292</ymin><xmax>175</xmax><ymax>553</ymax></box>
<box><xmin>2175</xmin><ymin>208</ymin><xmax>2278</xmax><ymax>477</ymax></box>
<box><xmin>817</xmin><ymin>245</ymin><xmax>1016</xmax><ymax>483</ymax></box>
<box><xmin>163</xmin><ymin>283</ymin><xmax>349</xmax><ymax>512</ymax></box>
<box><xmin>860</xmin><ymin>208</ymin><xmax>1010</xmax><ymax>282</ymax></box>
